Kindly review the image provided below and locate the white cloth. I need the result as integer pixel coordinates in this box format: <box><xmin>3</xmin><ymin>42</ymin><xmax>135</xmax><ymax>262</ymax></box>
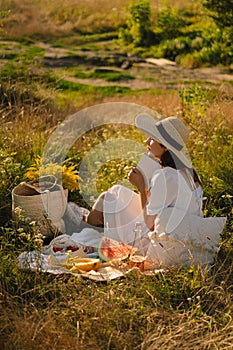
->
<box><xmin>103</xmin><ymin>167</ymin><xmax>226</xmax><ymax>267</ymax></box>
<box><xmin>103</xmin><ymin>185</ymin><xmax>148</xmax><ymax>252</ymax></box>
<box><xmin>147</xmin><ymin>167</ymin><xmax>202</xmax><ymax>218</ymax></box>
<box><xmin>148</xmin><ymin>167</ymin><xmax>204</xmax><ymax>236</ymax></box>
<box><xmin>104</xmin><ymin>167</ymin><xmax>202</xmax><ymax>247</ymax></box>
<box><xmin>146</xmin><ymin>211</ymin><xmax>226</xmax><ymax>268</ymax></box>
<box><xmin>71</xmin><ymin>228</ymin><xmax>103</xmax><ymax>249</ymax></box>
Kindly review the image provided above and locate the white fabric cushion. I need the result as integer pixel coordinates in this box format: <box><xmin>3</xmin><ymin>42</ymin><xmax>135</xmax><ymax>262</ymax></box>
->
<box><xmin>146</xmin><ymin>207</ymin><xmax>226</xmax><ymax>268</ymax></box>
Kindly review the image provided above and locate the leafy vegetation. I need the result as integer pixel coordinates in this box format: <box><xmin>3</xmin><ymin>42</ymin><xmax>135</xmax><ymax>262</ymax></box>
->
<box><xmin>118</xmin><ymin>0</ymin><xmax>233</xmax><ymax>66</ymax></box>
<box><xmin>1</xmin><ymin>0</ymin><xmax>232</xmax><ymax>67</ymax></box>
<box><xmin>119</xmin><ymin>0</ymin><xmax>155</xmax><ymax>47</ymax></box>
<box><xmin>203</xmin><ymin>0</ymin><xmax>233</xmax><ymax>28</ymax></box>
<box><xmin>73</xmin><ymin>68</ymin><xmax>135</xmax><ymax>82</ymax></box>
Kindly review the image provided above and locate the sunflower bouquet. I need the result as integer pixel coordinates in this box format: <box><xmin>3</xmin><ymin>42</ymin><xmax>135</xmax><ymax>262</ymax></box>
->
<box><xmin>24</xmin><ymin>157</ymin><xmax>80</xmax><ymax>192</ymax></box>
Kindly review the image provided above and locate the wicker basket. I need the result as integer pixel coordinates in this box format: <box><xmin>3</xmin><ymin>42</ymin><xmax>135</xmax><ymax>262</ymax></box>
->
<box><xmin>12</xmin><ymin>180</ymin><xmax>68</xmax><ymax>235</ymax></box>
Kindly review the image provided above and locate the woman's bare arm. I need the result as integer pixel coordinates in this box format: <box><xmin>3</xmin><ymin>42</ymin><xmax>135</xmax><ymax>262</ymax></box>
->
<box><xmin>128</xmin><ymin>167</ymin><xmax>156</xmax><ymax>230</ymax></box>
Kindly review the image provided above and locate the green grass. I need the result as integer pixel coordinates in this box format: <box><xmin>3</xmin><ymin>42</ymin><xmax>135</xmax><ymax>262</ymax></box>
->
<box><xmin>73</xmin><ymin>69</ymin><xmax>135</xmax><ymax>82</ymax></box>
<box><xmin>0</xmin><ymin>45</ymin><xmax>45</xmax><ymax>64</ymax></box>
<box><xmin>56</xmin><ymin>79</ymin><xmax>131</xmax><ymax>94</ymax></box>
<box><xmin>50</xmin><ymin>32</ymin><xmax>119</xmax><ymax>49</ymax></box>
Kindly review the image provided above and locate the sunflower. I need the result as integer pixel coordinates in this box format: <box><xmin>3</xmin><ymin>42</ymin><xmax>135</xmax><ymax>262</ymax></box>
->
<box><xmin>25</xmin><ymin>157</ymin><xmax>80</xmax><ymax>191</ymax></box>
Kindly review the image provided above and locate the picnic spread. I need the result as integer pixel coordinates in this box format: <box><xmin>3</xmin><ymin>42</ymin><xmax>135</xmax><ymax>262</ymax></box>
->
<box><xmin>14</xmin><ymin>172</ymin><xmax>227</xmax><ymax>281</ymax></box>
<box><xmin>16</xmin><ymin>198</ymin><xmax>226</xmax><ymax>281</ymax></box>
<box><xmin>18</xmin><ymin>229</ymin><xmax>159</xmax><ymax>281</ymax></box>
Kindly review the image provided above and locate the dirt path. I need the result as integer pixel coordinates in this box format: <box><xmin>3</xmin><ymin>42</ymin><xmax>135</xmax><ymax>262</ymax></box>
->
<box><xmin>64</xmin><ymin>63</ymin><xmax>233</xmax><ymax>90</ymax></box>
<box><xmin>1</xmin><ymin>40</ymin><xmax>233</xmax><ymax>91</ymax></box>
<box><xmin>41</xmin><ymin>46</ymin><xmax>233</xmax><ymax>90</ymax></box>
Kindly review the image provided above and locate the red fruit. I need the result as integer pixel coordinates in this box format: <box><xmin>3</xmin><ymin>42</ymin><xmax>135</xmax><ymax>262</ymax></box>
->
<box><xmin>98</xmin><ymin>237</ymin><xmax>136</xmax><ymax>261</ymax></box>
<box><xmin>53</xmin><ymin>246</ymin><xmax>63</xmax><ymax>252</ymax></box>
<box><xmin>66</xmin><ymin>246</ymin><xmax>79</xmax><ymax>252</ymax></box>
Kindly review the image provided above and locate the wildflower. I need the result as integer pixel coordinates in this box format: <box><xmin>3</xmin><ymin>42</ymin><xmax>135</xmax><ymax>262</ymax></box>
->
<box><xmin>25</xmin><ymin>156</ymin><xmax>80</xmax><ymax>191</ymax></box>
<box><xmin>29</xmin><ymin>221</ymin><xmax>37</xmax><ymax>226</ymax></box>
<box><xmin>17</xmin><ymin>227</ymin><xmax>25</xmax><ymax>233</ymax></box>
<box><xmin>14</xmin><ymin>207</ymin><xmax>23</xmax><ymax>219</ymax></box>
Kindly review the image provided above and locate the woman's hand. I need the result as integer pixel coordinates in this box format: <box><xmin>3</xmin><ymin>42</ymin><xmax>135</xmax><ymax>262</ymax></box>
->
<box><xmin>128</xmin><ymin>167</ymin><xmax>154</xmax><ymax>230</ymax></box>
<box><xmin>128</xmin><ymin>167</ymin><xmax>145</xmax><ymax>191</ymax></box>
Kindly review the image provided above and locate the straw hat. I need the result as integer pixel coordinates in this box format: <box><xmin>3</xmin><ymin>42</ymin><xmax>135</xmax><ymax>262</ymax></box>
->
<box><xmin>135</xmin><ymin>114</ymin><xmax>192</xmax><ymax>168</ymax></box>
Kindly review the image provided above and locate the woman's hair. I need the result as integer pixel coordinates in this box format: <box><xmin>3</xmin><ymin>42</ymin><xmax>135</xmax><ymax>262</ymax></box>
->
<box><xmin>160</xmin><ymin>149</ymin><xmax>184</xmax><ymax>169</ymax></box>
<box><xmin>160</xmin><ymin>148</ymin><xmax>202</xmax><ymax>187</ymax></box>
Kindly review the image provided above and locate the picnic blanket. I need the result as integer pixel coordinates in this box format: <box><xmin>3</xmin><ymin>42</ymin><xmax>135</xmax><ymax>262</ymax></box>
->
<box><xmin>18</xmin><ymin>250</ymin><xmax>129</xmax><ymax>281</ymax></box>
<box><xmin>18</xmin><ymin>229</ymin><xmax>159</xmax><ymax>281</ymax></box>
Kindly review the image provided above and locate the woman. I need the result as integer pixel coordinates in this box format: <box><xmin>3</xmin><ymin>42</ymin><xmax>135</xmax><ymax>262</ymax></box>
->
<box><xmin>86</xmin><ymin>115</ymin><xmax>224</xmax><ymax>268</ymax></box>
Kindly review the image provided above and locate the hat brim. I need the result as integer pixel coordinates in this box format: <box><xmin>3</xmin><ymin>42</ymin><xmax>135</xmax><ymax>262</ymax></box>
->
<box><xmin>135</xmin><ymin>114</ymin><xmax>192</xmax><ymax>168</ymax></box>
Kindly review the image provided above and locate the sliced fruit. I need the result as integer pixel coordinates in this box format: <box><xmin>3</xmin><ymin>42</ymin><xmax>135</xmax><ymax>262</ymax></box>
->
<box><xmin>66</xmin><ymin>258</ymin><xmax>100</xmax><ymax>272</ymax></box>
<box><xmin>129</xmin><ymin>255</ymin><xmax>145</xmax><ymax>271</ymax></box>
<box><xmin>98</xmin><ymin>237</ymin><xmax>136</xmax><ymax>262</ymax></box>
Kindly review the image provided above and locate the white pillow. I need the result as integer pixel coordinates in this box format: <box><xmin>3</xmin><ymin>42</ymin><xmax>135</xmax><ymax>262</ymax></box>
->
<box><xmin>146</xmin><ymin>207</ymin><xmax>227</xmax><ymax>268</ymax></box>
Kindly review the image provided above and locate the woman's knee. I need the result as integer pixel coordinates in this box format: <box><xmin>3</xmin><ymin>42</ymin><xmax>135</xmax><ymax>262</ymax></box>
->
<box><xmin>86</xmin><ymin>209</ymin><xmax>104</xmax><ymax>227</ymax></box>
<box><xmin>92</xmin><ymin>191</ymin><xmax>106</xmax><ymax>212</ymax></box>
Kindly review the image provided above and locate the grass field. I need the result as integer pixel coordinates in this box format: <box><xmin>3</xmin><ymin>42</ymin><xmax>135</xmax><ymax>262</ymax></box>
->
<box><xmin>0</xmin><ymin>1</ymin><xmax>233</xmax><ymax>349</ymax></box>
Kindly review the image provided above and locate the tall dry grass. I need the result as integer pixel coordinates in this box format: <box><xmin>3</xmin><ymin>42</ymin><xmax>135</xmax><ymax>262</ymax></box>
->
<box><xmin>1</xmin><ymin>0</ymin><xmax>197</xmax><ymax>39</ymax></box>
<box><xmin>1</xmin><ymin>261</ymin><xmax>233</xmax><ymax>350</ymax></box>
<box><xmin>1</xmin><ymin>0</ymin><xmax>131</xmax><ymax>38</ymax></box>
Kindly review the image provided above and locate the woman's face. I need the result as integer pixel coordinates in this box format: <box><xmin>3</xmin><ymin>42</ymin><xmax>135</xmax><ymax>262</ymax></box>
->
<box><xmin>146</xmin><ymin>137</ymin><xmax>166</xmax><ymax>160</ymax></box>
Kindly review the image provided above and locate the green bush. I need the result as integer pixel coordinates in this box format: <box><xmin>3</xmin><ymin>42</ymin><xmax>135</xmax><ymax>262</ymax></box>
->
<box><xmin>118</xmin><ymin>0</ymin><xmax>232</xmax><ymax>66</ymax></box>
<box><xmin>156</xmin><ymin>5</ymin><xmax>188</xmax><ymax>40</ymax></box>
<box><xmin>203</xmin><ymin>0</ymin><xmax>233</xmax><ymax>28</ymax></box>
<box><xmin>158</xmin><ymin>36</ymin><xmax>192</xmax><ymax>61</ymax></box>
<box><xmin>193</xmin><ymin>42</ymin><xmax>232</xmax><ymax>66</ymax></box>
<box><xmin>118</xmin><ymin>0</ymin><xmax>155</xmax><ymax>47</ymax></box>
<box><xmin>177</xmin><ymin>52</ymin><xmax>202</xmax><ymax>68</ymax></box>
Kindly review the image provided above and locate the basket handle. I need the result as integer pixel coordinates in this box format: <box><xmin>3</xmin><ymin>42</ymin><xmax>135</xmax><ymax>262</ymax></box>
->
<box><xmin>21</xmin><ymin>175</ymin><xmax>57</xmax><ymax>194</ymax></box>
<box><xmin>38</xmin><ymin>175</ymin><xmax>57</xmax><ymax>192</ymax></box>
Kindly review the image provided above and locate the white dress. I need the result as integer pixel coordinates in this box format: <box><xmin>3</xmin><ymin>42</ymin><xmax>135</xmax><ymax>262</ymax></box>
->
<box><xmin>103</xmin><ymin>167</ymin><xmax>226</xmax><ymax>267</ymax></box>
<box><xmin>103</xmin><ymin>167</ymin><xmax>203</xmax><ymax>252</ymax></box>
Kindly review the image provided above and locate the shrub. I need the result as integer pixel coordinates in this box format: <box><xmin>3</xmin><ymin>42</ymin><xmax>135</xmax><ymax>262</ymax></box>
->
<box><xmin>203</xmin><ymin>0</ymin><xmax>233</xmax><ymax>28</ymax></box>
<box><xmin>156</xmin><ymin>5</ymin><xmax>188</xmax><ymax>40</ymax></box>
<box><xmin>118</xmin><ymin>0</ymin><xmax>155</xmax><ymax>47</ymax></box>
<box><xmin>197</xmin><ymin>42</ymin><xmax>233</xmax><ymax>66</ymax></box>
<box><xmin>159</xmin><ymin>36</ymin><xmax>192</xmax><ymax>61</ymax></box>
<box><xmin>201</xmin><ymin>0</ymin><xmax>233</xmax><ymax>66</ymax></box>
<box><xmin>177</xmin><ymin>52</ymin><xmax>202</xmax><ymax>68</ymax></box>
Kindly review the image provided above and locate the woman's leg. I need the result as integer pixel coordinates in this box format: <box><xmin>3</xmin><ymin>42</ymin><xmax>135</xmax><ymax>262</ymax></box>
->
<box><xmin>86</xmin><ymin>192</ymin><xmax>106</xmax><ymax>227</ymax></box>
